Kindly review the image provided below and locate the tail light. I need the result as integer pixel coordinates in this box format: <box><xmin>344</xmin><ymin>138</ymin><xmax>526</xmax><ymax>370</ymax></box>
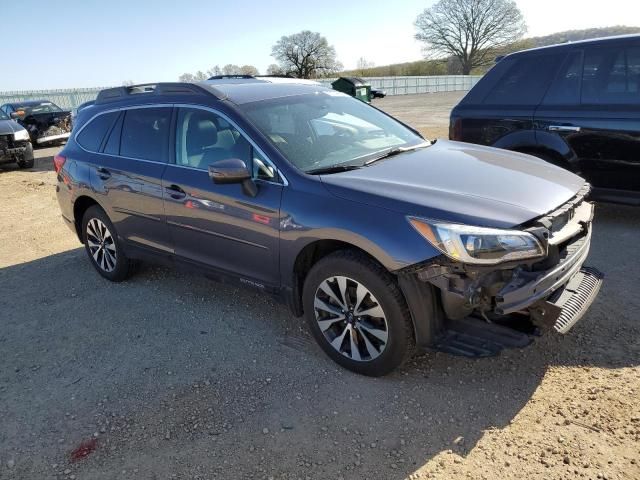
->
<box><xmin>53</xmin><ymin>154</ymin><xmax>66</xmax><ymax>173</ymax></box>
<box><xmin>449</xmin><ymin>117</ymin><xmax>463</xmax><ymax>141</ymax></box>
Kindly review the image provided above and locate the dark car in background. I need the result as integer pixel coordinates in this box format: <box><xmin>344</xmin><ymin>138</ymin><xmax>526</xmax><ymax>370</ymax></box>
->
<box><xmin>450</xmin><ymin>34</ymin><xmax>640</xmax><ymax>205</ymax></box>
<box><xmin>0</xmin><ymin>108</ymin><xmax>34</xmax><ymax>168</ymax></box>
<box><xmin>1</xmin><ymin>100</ymin><xmax>72</xmax><ymax>147</ymax></box>
<box><xmin>55</xmin><ymin>80</ymin><xmax>602</xmax><ymax>376</ymax></box>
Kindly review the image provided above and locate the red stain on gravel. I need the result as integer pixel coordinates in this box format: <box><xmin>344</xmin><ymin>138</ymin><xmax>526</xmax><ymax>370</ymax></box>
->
<box><xmin>69</xmin><ymin>438</ymin><xmax>98</xmax><ymax>462</ymax></box>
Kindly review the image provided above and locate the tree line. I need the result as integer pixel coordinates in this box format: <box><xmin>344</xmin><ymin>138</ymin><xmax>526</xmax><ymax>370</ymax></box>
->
<box><xmin>178</xmin><ymin>1</ymin><xmax>639</xmax><ymax>81</ymax></box>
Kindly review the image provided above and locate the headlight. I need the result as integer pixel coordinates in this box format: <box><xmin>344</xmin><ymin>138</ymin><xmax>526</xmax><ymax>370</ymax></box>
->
<box><xmin>13</xmin><ymin>129</ymin><xmax>29</xmax><ymax>141</ymax></box>
<box><xmin>408</xmin><ymin>218</ymin><xmax>545</xmax><ymax>265</ymax></box>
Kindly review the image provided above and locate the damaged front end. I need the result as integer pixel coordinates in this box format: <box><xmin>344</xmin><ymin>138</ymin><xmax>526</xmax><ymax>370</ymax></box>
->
<box><xmin>403</xmin><ymin>185</ymin><xmax>603</xmax><ymax>355</ymax></box>
<box><xmin>23</xmin><ymin>112</ymin><xmax>72</xmax><ymax>145</ymax></box>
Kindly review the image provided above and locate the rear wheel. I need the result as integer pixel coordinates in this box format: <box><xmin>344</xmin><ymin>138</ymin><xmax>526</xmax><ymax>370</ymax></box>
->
<box><xmin>303</xmin><ymin>250</ymin><xmax>414</xmax><ymax>376</ymax></box>
<box><xmin>81</xmin><ymin>206</ymin><xmax>134</xmax><ymax>282</ymax></box>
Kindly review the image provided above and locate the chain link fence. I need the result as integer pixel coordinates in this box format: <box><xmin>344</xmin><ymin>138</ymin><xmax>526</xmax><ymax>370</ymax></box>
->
<box><xmin>0</xmin><ymin>88</ymin><xmax>107</xmax><ymax>110</ymax></box>
<box><xmin>0</xmin><ymin>76</ymin><xmax>481</xmax><ymax>110</ymax></box>
<box><xmin>317</xmin><ymin>75</ymin><xmax>482</xmax><ymax>95</ymax></box>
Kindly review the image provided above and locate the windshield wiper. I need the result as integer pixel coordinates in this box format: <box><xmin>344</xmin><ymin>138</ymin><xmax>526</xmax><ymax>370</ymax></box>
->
<box><xmin>364</xmin><ymin>142</ymin><xmax>431</xmax><ymax>166</ymax></box>
<box><xmin>306</xmin><ymin>164</ymin><xmax>362</xmax><ymax>175</ymax></box>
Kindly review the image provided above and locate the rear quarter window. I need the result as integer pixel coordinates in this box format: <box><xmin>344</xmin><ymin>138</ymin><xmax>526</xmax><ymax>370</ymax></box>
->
<box><xmin>76</xmin><ymin>112</ymin><xmax>119</xmax><ymax>152</ymax></box>
<box><xmin>482</xmin><ymin>53</ymin><xmax>565</xmax><ymax>105</ymax></box>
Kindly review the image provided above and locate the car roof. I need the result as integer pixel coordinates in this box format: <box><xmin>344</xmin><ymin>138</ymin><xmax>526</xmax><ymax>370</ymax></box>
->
<box><xmin>505</xmin><ymin>33</ymin><xmax>640</xmax><ymax>58</ymax></box>
<box><xmin>199</xmin><ymin>79</ymin><xmax>330</xmax><ymax>105</ymax></box>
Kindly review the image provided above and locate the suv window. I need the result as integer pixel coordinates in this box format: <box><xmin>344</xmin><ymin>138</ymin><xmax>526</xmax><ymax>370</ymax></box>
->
<box><xmin>174</xmin><ymin>107</ymin><xmax>278</xmax><ymax>182</ymax></box>
<box><xmin>483</xmin><ymin>53</ymin><xmax>564</xmax><ymax>105</ymax></box>
<box><xmin>120</xmin><ymin>107</ymin><xmax>171</xmax><ymax>161</ymax></box>
<box><xmin>543</xmin><ymin>50</ymin><xmax>583</xmax><ymax>105</ymax></box>
<box><xmin>76</xmin><ymin>112</ymin><xmax>119</xmax><ymax>152</ymax></box>
<box><xmin>582</xmin><ymin>46</ymin><xmax>640</xmax><ymax>104</ymax></box>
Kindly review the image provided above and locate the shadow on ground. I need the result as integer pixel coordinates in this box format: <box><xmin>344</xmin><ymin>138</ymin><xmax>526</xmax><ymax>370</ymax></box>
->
<box><xmin>0</xmin><ymin>203</ymin><xmax>638</xmax><ymax>479</ymax></box>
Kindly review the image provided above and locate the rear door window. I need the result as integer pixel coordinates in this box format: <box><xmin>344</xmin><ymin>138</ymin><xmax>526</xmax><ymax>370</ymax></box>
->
<box><xmin>120</xmin><ymin>107</ymin><xmax>171</xmax><ymax>162</ymax></box>
<box><xmin>542</xmin><ymin>50</ymin><xmax>583</xmax><ymax>105</ymax></box>
<box><xmin>582</xmin><ymin>45</ymin><xmax>640</xmax><ymax>104</ymax></box>
<box><xmin>76</xmin><ymin>111</ymin><xmax>119</xmax><ymax>152</ymax></box>
<box><xmin>483</xmin><ymin>53</ymin><xmax>564</xmax><ymax>105</ymax></box>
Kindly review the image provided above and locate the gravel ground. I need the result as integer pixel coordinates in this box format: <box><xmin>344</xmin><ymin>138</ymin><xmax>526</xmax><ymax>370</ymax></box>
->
<box><xmin>1</xmin><ymin>94</ymin><xmax>639</xmax><ymax>480</ymax></box>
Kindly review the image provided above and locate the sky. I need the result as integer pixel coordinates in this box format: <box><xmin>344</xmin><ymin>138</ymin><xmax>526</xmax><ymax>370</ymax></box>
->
<box><xmin>2</xmin><ymin>0</ymin><xmax>640</xmax><ymax>91</ymax></box>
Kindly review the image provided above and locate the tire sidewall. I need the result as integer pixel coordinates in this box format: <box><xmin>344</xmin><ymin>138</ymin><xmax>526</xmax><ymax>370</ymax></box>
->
<box><xmin>81</xmin><ymin>206</ymin><xmax>129</xmax><ymax>282</ymax></box>
<box><xmin>303</xmin><ymin>252</ymin><xmax>412</xmax><ymax>376</ymax></box>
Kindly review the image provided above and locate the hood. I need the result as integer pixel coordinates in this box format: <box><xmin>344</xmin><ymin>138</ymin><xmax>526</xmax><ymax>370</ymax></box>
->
<box><xmin>0</xmin><ymin>119</ymin><xmax>22</xmax><ymax>136</ymax></box>
<box><xmin>320</xmin><ymin>140</ymin><xmax>585</xmax><ymax>228</ymax></box>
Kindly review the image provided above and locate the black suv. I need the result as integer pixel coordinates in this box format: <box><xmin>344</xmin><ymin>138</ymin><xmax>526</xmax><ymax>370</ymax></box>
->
<box><xmin>56</xmin><ymin>79</ymin><xmax>602</xmax><ymax>376</ymax></box>
<box><xmin>450</xmin><ymin>34</ymin><xmax>640</xmax><ymax>205</ymax></box>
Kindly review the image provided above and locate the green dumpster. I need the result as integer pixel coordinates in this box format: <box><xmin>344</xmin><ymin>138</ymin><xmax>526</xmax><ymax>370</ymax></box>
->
<box><xmin>331</xmin><ymin>77</ymin><xmax>371</xmax><ymax>103</ymax></box>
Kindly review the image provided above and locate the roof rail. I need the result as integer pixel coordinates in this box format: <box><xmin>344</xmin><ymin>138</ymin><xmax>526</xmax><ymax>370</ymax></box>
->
<box><xmin>95</xmin><ymin>82</ymin><xmax>215</xmax><ymax>104</ymax></box>
<box><xmin>208</xmin><ymin>75</ymin><xmax>256</xmax><ymax>80</ymax></box>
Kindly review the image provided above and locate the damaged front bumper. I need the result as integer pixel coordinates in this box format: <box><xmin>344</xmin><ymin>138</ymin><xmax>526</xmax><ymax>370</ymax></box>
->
<box><xmin>407</xmin><ymin>188</ymin><xmax>603</xmax><ymax>344</ymax></box>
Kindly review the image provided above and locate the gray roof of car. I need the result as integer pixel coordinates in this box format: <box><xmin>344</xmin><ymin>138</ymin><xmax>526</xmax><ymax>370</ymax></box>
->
<box><xmin>199</xmin><ymin>80</ymin><xmax>332</xmax><ymax>105</ymax></box>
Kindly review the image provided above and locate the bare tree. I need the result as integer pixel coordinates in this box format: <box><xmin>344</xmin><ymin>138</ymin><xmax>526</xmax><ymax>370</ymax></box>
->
<box><xmin>415</xmin><ymin>0</ymin><xmax>526</xmax><ymax>74</ymax></box>
<box><xmin>207</xmin><ymin>65</ymin><xmax>222</xmax><ymax>77</ymax></box>
<box><xmin>356</xmin><ymin>57</ymin><xmax>375</xmax><ymax>76</ymax></box>
<box><xmin>239</xmin><ymin>65</ymin><xmax>260</xmax><ymax>76</ymax></box>
<box><xmin>266</xmin><ymin>63</ymin><xmax>284</xmax><ymax>76</ymax></box>
<box><xmin>178</xmin><ymin>73</ymin><xmax>196</xmax><ymax>82</ymax></box>
<box><xmin>222</xmin><ymin>64</ymin><xmax>241</xmax><ymax>75</ymax></box>
<box><xmin>271</xmin><ymin>31</ymin><xmax>342</xmax><ymax>78</ymax></box>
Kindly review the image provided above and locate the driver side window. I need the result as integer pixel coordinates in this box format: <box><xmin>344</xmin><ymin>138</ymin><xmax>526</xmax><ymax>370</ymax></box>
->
<box><xmin>175</xmin><ymin>107</ymin><xmax>279</xmax><ymax>183</ymax></box>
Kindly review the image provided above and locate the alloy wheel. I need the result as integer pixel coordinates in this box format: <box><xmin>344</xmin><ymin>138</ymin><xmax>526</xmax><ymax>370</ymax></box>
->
<box><xmin>86</xmin><ymin>218</ymin><xmax>117</xmax><ymax>273</ymax></box>
<box><xmin>314</xmin><ymin>276</ymin><xmax>389</xmax><ymax>362</ymax></box>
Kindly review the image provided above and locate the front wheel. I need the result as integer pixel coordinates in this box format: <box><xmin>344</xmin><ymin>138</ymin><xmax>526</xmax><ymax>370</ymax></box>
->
<box><xmin>303</xmin><ymin>250</ymin><xmax>414</xmax><ymax>376</ymax></box>
<box><xmin>81</xmin><ymin>205</ymin><xmax>134</xmax><ymax>282</ymax></box>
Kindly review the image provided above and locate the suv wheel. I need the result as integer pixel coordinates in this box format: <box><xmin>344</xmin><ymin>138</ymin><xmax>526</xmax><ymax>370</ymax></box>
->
<box><xmin>303</xmin><ymin>250</ymin><xmax>414</xmax><ymax>376</ymax></box>
<box><xmin>82</xmin><ymin>206</ymin><xmax>133</xmax><ymax>282</ymax></box>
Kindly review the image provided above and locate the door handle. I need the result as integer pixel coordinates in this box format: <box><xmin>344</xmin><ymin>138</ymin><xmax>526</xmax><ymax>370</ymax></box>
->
<box><xmin>96</xmin><ymin>167</ymin><xmax>111</xmax><ymax>180</ymax></box>
<box><xmin>549</xmin><ymin>125</ymin><xmax>581</xmax><ymax>133</ymax></box>
<box><xmin>165</xmin><ymin>184</ymin><xmax>186</xmax><ymax>200</ymax></box>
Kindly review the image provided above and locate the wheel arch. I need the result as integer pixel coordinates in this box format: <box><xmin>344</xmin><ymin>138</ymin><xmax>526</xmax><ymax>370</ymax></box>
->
<box><xmin>289</xmin><ymin>239</ymin><xmax>388</xmax><ymax>317</ymax></box>
<box><xmin>72</xmin><ymin>195</ymin><xmax>102</xmax><ymax>242</ymax></box>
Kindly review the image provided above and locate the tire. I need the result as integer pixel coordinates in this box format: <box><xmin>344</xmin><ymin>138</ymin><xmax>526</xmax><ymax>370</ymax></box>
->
<box><xmin>302</xmin><ymin>250</ymin><xmax>414</xmax><ymax>376</ymax></box>
<box><xmin>17</xmin><ymin>157</ymin><xmax>34</xmax><ymax>169</ymax></box>
<box><xmin>81</xmin><ymin>205</ymin><xmax>134</xmax><ymax>282</ymax></box>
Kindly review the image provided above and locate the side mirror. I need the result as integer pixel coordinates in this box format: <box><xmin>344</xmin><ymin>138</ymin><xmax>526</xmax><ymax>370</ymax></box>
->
<box><xmin>10</xmin><ymin>112</ymin><xmax>20</xmax><ymax>120</ymax></box>
<box><xmin>208</xmin><ymin>158</ymin><xmax>257</xmax><ymax>197</ymax></box>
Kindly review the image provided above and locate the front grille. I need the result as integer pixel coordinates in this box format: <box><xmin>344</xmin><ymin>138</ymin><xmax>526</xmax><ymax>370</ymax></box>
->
<box><xmin>0</xmin><ymin>134</ymin><xmax>10</xmax><ymax>151</ymax></box>
<box><xmin>553</xmin><ymin>267</ymin><xmax>604</xmax><ymax>334</ymax></box>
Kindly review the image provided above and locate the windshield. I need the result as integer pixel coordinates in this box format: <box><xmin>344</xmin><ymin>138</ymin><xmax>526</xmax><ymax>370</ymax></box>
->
<box><xmin>241</xmin><ymin>91</ymin><xmax>425</xmax><ymax>173</ymax></box>
<box><xmin>0</xmin><ymin>109</ymin><xmax>8</xmax><ymax>120</ymax></box>
<box><xmin>14</xmin><ymin>102</ymin><xmax>63</xmax><ymax>117</ymax></box>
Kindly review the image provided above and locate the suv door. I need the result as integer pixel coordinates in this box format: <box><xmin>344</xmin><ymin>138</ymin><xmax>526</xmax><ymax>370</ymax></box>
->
<box><xmin>450</xmin><ymin>52</ymin><xmax>564</xmax><ymax>147</ymax></box>
<box><xmin>535</xmin><ymin>42</ymin><xmax>640</xmax><ymax>196</ymax></box>
<box><xmin>88</xmin><ymin>106</ymin><xmax>173</xmax><ymax>253</ymax></box>
<box><xmin>161</xmin><ymin>106</ymin><xmax>284</xmax><ymax>287</ymax></box>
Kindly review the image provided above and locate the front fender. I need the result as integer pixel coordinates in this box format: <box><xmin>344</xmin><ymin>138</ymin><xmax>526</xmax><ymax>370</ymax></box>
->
<box><xmin>279</xmin><ymin>184</ymin><xmax>442</xmax><ymax>287</ymax></box>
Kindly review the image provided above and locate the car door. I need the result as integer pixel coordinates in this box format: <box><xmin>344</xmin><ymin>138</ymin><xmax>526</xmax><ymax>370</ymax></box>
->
<box><xmin>451</xmin><ymin>52</ymin><xmax>563</xmax><ymax>147</ymax></box>
<box><xmin>89</xmin><ymin>106</ymin><xmax>173</xmax><ymax>253</ymax></box>
<box><xmin>161</xmin><ymin>106</ymin><xmax>284</xmax><ymax>287</ymax></box>
<box><xmin>535</xmin><ymin>43</ymin><xmax>640</xmax><ymax>194</ymax></box>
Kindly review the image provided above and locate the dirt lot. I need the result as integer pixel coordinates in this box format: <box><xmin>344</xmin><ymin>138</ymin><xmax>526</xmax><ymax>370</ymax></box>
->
<box><xmin>1</xmin><ymin>93</ymin><xmax>639</xmax><ymax>480</ymax></box>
